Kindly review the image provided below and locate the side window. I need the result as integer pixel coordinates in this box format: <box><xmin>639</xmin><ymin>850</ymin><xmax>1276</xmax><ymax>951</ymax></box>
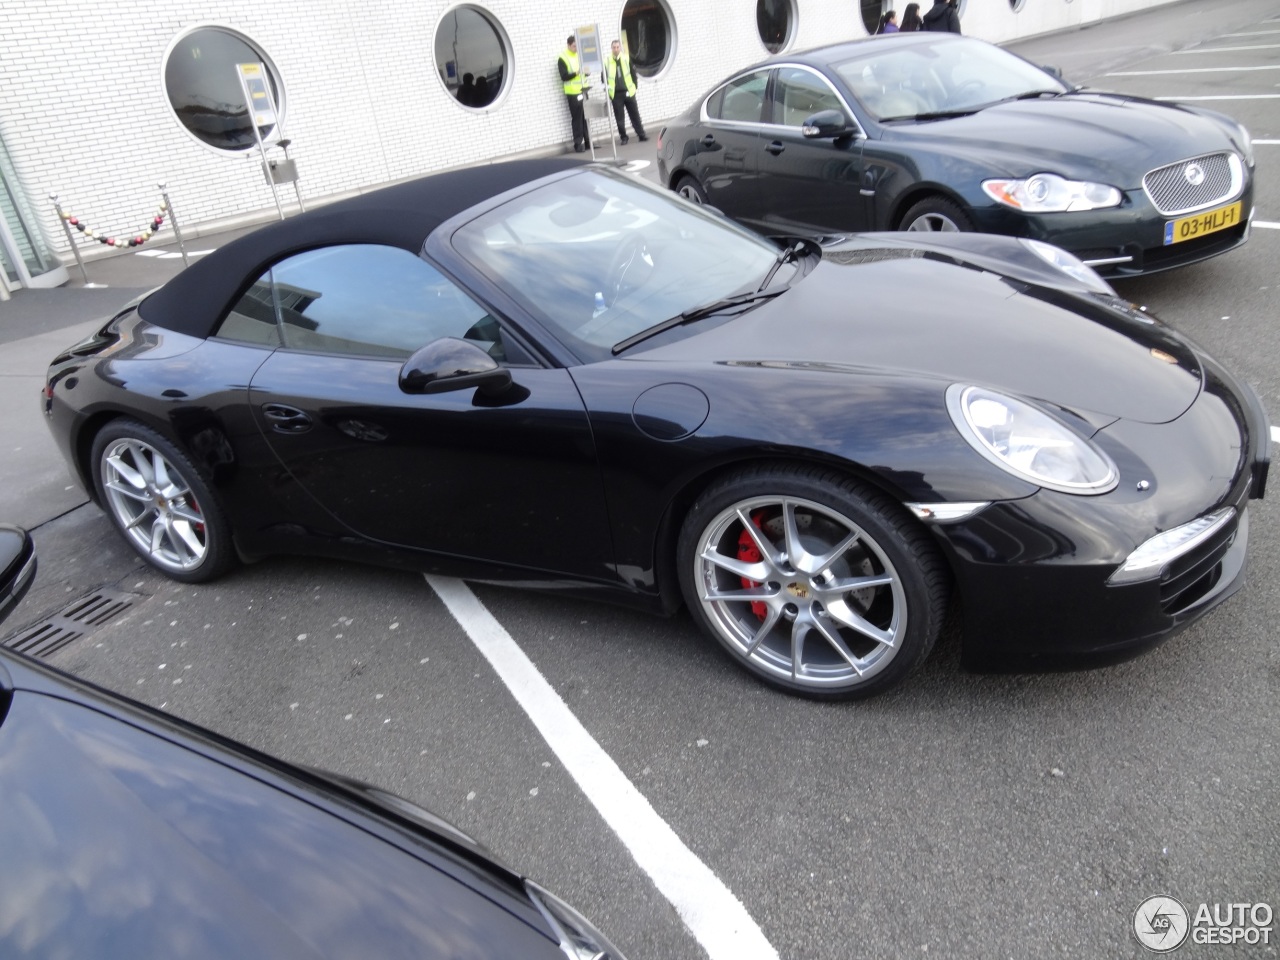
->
<box><xmin>218</xmin><ymin>278</ymin><xmax>281</xmax><ymax>347</ymax></box>
<box><xmin>218</xmin><ymin>244</ymin><xmax>518</xmax><ymax>361</ymax></box>
<box><xmin>709</xmin><ymin>71</ymin><xmax>769</xmax><ymax>124</ymax></box>
<box><xmin>773</xmin><ymin>67</ymin><xmax>846</xmax><ymax>127</ymax></box>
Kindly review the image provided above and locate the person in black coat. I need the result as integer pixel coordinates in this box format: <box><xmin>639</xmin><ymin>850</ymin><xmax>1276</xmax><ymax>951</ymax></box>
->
<box><xmin>922</xmin><ymin>0</ymin><xmax>961</xmax><ymax>33</ymax></box>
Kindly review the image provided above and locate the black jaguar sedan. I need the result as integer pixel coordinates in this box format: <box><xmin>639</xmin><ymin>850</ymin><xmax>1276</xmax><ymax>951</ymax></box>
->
<box><xmin>43</xmin><ymin>159</ymin><xmax>1268</xmax><ymax>700</ymax></box>
<box><xmin>657</xmin><ymin>33</ymin><xmax>1255</xmax><ymax>277</ymax></box>
<box><xmin>0</xmin><ymin>526</ymin><xmax>622</xmax><ymax>959</ymax></box>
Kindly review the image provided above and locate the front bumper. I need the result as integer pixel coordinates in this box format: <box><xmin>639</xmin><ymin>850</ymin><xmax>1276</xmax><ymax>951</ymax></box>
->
<box><xmin>935</xmin><ymin>359</ymin><xmax>1268</xmax><ymax>671</ymax></box>
<box><xmin>968</xmin><ymin>176</ymin><xmax>1254</xmax><ymax>278</ymax></box>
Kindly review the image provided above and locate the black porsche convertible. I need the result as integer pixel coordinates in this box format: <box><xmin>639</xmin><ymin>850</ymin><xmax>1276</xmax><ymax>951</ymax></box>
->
<box><xmin>657</xmin><ymin>33</ymin><xmax>1256</xmax><ymax>277</ymax></box>
<box><xmin>44</xmin><ymin>158</ymin><xmax>1269</xmax><ymax>699</ymax></box>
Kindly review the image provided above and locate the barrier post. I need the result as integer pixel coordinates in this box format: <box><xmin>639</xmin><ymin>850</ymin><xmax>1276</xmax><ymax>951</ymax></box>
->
<box><xmin>49</xmin><ymin>194</ymin><xmax>91</xmax><ymax>285</ymax></box>
<box><xmin>158</xmin><ymin>184</ymin><xmax>189</xmax><ymax>267</ymax></box>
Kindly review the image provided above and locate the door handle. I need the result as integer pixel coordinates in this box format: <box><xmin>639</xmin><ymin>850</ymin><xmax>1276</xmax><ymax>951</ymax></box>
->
<box><xmin>700</xmin><ymin>134</ymin><xmax>716</xmax><ymax>147</ymax></box>
<box><xmin>765</xmin><ymin>141</ymin><xmax>785</xmax><ymax>156</ymax></box>
<box><xmin>262</xmin><ymin>403</ymin><xmax>313</xmax><ymax>434</ymax></box>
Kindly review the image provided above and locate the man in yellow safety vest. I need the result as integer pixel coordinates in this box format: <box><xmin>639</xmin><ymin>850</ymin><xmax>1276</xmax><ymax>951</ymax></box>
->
<box><xmin>557</xmin><ymin>35</ymin><xmax>591</xmax><ymax>152</ymax></box>
<box><xmin>603</xmin><ymin>39</ymin><xmax>647</xmax><ymax>145</ymax></box>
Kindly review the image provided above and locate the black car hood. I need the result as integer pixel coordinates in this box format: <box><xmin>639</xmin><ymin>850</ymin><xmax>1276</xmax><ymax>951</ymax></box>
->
<box><xmin>888</xmin><ymin>94</ymin><xmax>1236</xmax><ymax>186</ymax></box>
<box><xmin>639</xmin><ymin>252</ymin><xmax>1202</xmax><ymax>425</ymax></box>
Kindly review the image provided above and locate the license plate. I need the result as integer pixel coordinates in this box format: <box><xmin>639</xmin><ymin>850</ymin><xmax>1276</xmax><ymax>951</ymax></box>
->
<box><xmin>1163</xmin><ymin>201</ymin><xmax>1242</xmax><ymax>245</ymax></box>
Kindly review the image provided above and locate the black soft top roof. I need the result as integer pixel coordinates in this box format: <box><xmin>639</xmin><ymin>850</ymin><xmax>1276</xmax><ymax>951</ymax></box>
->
<box><xmin>139</xmin><ymin>157</ymin><xmax>583</xmax><ymax>340</ymax></box>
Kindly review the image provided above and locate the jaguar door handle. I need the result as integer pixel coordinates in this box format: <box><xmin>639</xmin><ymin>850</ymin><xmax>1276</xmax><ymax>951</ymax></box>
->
<box><xmin>765</xmin><ymin>141</ymin><xmax>785</xmax><ymax>156</ymax></box>
<box><xmin>261</xmin><ymin>403</ymin><xmax>313</xmax><ymax>434</ymax></box>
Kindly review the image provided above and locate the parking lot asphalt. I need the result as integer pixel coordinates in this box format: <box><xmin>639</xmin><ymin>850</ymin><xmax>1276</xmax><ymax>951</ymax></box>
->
<box><xmin>2</xmin><ymin>1</ymin><xmax>1279</xmax><ymax>958</ymax></box>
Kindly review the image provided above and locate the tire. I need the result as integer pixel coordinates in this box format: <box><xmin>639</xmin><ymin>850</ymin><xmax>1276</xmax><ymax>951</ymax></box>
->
<box><xmin>90</xmin><ymin>419</ymin><xmax>235</xmax><ymax>583</ymax></box>
<box><xmin>899</xmin><ymin>196</ymin><xmax>973</xmax><ymax>233</ymax></box>
<box><xmin>677</xmin><ymin>464</ymin><xmax>948</xmax><ymax>700</ymax></box>
<box><xmin>674</xmin><ymin>174</ymin><xmax>708</xmax><ymax>205</ymax></box>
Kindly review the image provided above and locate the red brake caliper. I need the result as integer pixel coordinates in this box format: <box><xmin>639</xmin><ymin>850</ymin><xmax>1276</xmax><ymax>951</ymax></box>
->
<box><xmin>736</xmin><ymin>511</ymin><xmax>769</xmax><ymax>622</ymax></box>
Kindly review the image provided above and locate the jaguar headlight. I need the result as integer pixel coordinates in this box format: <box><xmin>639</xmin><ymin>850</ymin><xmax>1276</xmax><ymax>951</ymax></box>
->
<box><xmin>983</xmin><ymin>174</ymin><xmax>1122</xmax><ymax>213</ymax></box>
<box><xmin>946</xmin><ymin>385</ymin><xmax>1117</xmax><ymax>494</ymax></box>
<box><xmin>1020</xmin><ymin>239</ymin><xmax>1114</xmax><ymax>294</ymax></box>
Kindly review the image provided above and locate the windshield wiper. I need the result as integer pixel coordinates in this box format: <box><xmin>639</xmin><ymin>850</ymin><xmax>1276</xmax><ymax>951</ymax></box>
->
<box><xmin>1006</xmin><ymin>89</ymin><xmax>1063</xmax><ymax>101</ymax></box>
<box><xmin>756</xmin><ymin>241</ymin><xmax>807</xmax><ymax>293</ymax></box>
<box><xmin>611</xmin><ymin>242</ymin><xmax>803</xmax><ymax>355</ymax></box>
<box><xmin>893</xmin><ymin>107</ymin><xmax>979</xmax><ymax>121</ymax></box>
<box><xmin>898</xmin><ymin>90</ymin><xmax>1064</xmax><ymax>122</ymax></box>
<box><xmin>611</xmin><ymin>288</ymin><xmax>786</xmax><ymax>355</ymax></box>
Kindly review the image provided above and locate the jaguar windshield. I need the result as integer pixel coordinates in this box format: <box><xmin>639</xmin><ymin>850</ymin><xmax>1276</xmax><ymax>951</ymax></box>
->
<box><xmin>836</xmin><ymin>36</ymin><xmax>1068</xmax><ymax>122</ymax></box>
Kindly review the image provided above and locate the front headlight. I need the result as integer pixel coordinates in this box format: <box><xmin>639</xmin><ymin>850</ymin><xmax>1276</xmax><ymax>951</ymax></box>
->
<box><xmin>1236</xmin><ymin>123</ymin><xmax>1254</xmax><ymax>167</ymax></box>
<box><xmin>1020</xmin><ymin>238</ymin><xmax>1114</xmax><ymax>294</ymax></box>
<box><xmin>983</xmin><ymin>174</ymin><xmax>1122</xmax><ymax>212</ymax></box>
<box><xmin>946</xmin><ymin>385</ymin><xmax>1118</xmax><ymax>494</ymax></box>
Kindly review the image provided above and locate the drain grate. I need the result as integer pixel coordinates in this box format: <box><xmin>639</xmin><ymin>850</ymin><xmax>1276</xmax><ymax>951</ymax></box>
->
<box><xmin>2</xmin><ymin>587</ymin><xmax>142</xmax><ymax>659</ymax></box>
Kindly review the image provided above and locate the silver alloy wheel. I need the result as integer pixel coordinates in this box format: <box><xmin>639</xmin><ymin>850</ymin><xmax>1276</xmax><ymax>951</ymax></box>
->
<box><xmin>692</xmin><ymin>494</ymin><xmax>907</xmax><ymax>689</ymax></box>
<box><xmin>100</xmin><ymin>437</ymin><xmax>209</xmax><ymax>574</ymax></box>
<box><xmin>905</xmin><ymin>211</ymin><xmax>960</xmax><ymax>232</ymax></box>
<box><xmin>677</xmin><ymin>182</ymin><xmax>704</xmax><ymax>204</ymax></box>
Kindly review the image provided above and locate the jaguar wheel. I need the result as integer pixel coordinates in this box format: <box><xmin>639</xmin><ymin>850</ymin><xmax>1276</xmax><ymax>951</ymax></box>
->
<box><xmin>678</xmin><ymin>464</ymin><xmax>948</xmax><ymax>700</ymax></box>
<box><xmin>900</xmin><ymin>196</ymin><xmax>973</xmax><ymax>233</ymax></box>
<box><xmin>675</xmin><ymin>175</ymin><xmax>708</xmax><ymax>205</ymax></box>
<box><xmin>90</xmin><ymin>419</ymin><xmax>235</xmax><ymax>582</ymax></box>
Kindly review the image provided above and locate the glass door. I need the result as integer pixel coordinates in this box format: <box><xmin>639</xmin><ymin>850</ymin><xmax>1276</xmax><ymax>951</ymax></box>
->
<box><xmin>0</xmin><ymin>127</ymin><xmax>68</xmax><ymax>289</ymax></box>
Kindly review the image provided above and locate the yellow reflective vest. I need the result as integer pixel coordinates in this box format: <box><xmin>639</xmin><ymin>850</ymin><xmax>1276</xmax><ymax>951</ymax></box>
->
<box><xmin>605</xmin><ymin>54</ymin><xmax>637</xmax><ymax>99</ymax></box>
<box><xmin>559</xmin><ymin>49</ymin><xmax>582</xmax><ymax>95</ymax></box>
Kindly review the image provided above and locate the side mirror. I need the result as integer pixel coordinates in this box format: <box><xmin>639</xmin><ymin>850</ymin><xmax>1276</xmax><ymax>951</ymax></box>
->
<box><xmin>801</xmin><ymin>110</ymin><xmax>856</xmax><ymax>140</ymax></box>
<box><xmin>399</xmin><ymin>337</ymin><xmax>513</xmax><ymax>396</ymax></box>
<box><xmin>1041</xmin><ymin>65</ymin><xmax>1064</xmax><ymax>80</ymax></box>
<box><xmin>0</xmin><ymin>524</ymin><xmax>36</xmax><ymax>626</ymax></box>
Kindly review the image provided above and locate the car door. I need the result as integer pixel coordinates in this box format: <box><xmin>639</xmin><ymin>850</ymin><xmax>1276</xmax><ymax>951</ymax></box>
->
<box><xmin>235</xmin><ymin>244</ymin><xmax>613</xmax><ymax>580</ymax></box>
<box><xmin>691</xmin><ymin>69</ymin><xmax>772</xmax><ymax>219</ymax></box>
<box><xmin>755</xmin><ymin>65</ymin><xmax>871</xmax><ymax>235</ymax></box>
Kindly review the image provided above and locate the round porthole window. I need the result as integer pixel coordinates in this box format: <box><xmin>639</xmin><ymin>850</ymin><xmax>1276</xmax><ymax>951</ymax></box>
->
<box><xmin>621</xmin><ymin>0</ymin><xmax>676</xmax><ymax>78</ymax></box>
<box><xmin>859</xmin><ymin>0</ymin><xmax>882</xmax><ymax>35</ymax></box>
<box><xmin>435</xmin><ymin>5</ymin><xmax>512</xmax><ymax>109</ymax></box>
<box><xmin>163</xmin><ymin>26</ymin><xmax>283</xmax><ymax>152</ymax></box>
<box><xmin>757</xmin><ymin>0</ymin><xmax>797</xmax><ymax>54</ymax></box>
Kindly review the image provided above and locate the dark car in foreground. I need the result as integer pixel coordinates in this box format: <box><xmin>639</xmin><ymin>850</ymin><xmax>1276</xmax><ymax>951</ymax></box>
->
<box><xmin>43</xmin><ymin>159</ymin><xmax>1268</xmax><ymax>699</ymax></box>
<box><xmin>0</xmin><ymin>525</ymin><xmax>623</xmax><ymax>959</ymax></box>
<box><xmin>657</xmin><ymin>33</ymin><xmax>1255</xmax><ymax>277</ymax></box>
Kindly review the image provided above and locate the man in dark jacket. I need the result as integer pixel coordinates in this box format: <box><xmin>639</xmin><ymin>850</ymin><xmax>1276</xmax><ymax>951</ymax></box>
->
<box><xmin>922</xmin><ymin>0</ymin><xmax>961</xmax><ymax>33</ymax></box>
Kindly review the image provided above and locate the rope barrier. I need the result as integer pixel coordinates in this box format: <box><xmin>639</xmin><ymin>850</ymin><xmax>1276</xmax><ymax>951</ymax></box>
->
<box><xmin>50</xmin><ymin>185</ymin><xmax>189</xmax><ymax>285</ymax></box>
<box><xmin>58</xmin><ymin>200</ymin><xmax>168</xmax><ymax>248</ymax></box>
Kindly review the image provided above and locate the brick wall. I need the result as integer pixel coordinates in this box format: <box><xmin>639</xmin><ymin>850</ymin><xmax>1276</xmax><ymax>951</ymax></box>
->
<box><xmin>0</xmin><ymin>0</ymin><xmax>1178</xmax><ymax>261</ymax></box>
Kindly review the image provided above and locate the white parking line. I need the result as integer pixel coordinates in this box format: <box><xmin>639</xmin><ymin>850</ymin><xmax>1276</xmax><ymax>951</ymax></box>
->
<box><xmin>1255</xmin><ymin>222</ymin><xmax>1280</xmax><ymax>230</ymax></box>
<box><xmin>1273</xmin><ymin>426</ymin><xmax>1280</xmax><ymax>444</ymax></box>
<box><xmin>1254</xmin><ymin>140</ymin><xmax>1280</xmax><ymax>145</ymax></box>
<box><xmin>1171</xmin><ymin>43</ymin><xmax>1280</xmax><ymax>53</ymax></box>
<box><xmin>1155</xmin><ymin>94</ymin><xmax>1280</xmax><ymax>101</ymax></box>
<box><xmin>1107</xmin><ymin>65</ymin><xmax>1280</xmax><ymax>75</ymax></box>
<box><xmin>426</xmin><ymin>576</ymin><xmax>779</xmax><ymax>960</ymax></box>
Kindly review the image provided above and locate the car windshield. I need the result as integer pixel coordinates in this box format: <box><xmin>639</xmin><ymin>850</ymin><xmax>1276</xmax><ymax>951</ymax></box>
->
<box><xmin>449</xmin><ymin>168</ymin><xmax>785</xmax><ymax>360</ymax></box>
<box><xmin>835</xmin><ymin>36</ymin><xmax>1066</xmax><ymax>121</ymax></box>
